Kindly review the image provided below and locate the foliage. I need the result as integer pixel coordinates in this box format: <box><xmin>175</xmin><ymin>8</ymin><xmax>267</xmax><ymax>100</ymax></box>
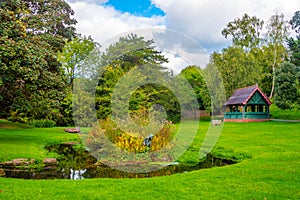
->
<box><xmin>179</xmin><ymin>66</ymin><xmax>210</xmax><ymax>110</ymax></box>
<box><xmin>265</xmin><ymin>13</ymin><xmax>289</xmax><ymax>98</ymax></box>
<box><xmin>199</xmin><ymin>116</ymin><xmax>211</xmax><ymax>121</ymax></box>
<box><xmin>287</xmin><ymin>38</ymin><xmax>300</xmax><ymax>67</ymax></box>
<box><xmin>0</xmin><ymin>0</ymin><xmax>77</xmax><ymax>123</ymax></box>
<box><xmin>57</xmin><ymin>92</ymin><xmax>74</xmax><ymax>126</ymax></box>
<box><xmin>289</xmin><ymin>10</ymin><xmax>300</xmax><ymax>35</ymax></box>
<box><xmin>29</xmin><ymin>119</ymin><xmax>56</xmax><ymax>128</ymax></box>
<box><xmin>201</xmin><ymin>63</ymin><xmax>227</xmax><ymax>114</ymax></box>
<box><xmin>259</xmin><ymin>43</ymin><xmax>288</xmax><ymax>96</ymax></box>
<box><xmin>288</xmin><ymin>11</ymin><xmax>300</xmax><ymax>70</ymax></box>
<box><xmin>56</xmin><ymin>35</ymin><xmax>99</xmax><ymax>126</ymax></box>
<box><xmin>216</xmin><ymin>13</ymin><xmax>290</xmax><ymax>101</ymax></box>
<box><xmin>274</xmin><ymin>62</ymin><xmax>298</xmax><ymax>109</ymax></box>
<box><xmin>211</xmin><ymin>147</ymin><xmax>252</xmax><ymax>162</ymax></box>
<box><xmin>95</xmin><ymin>34</ymin><xmax>183</xmax><ymax>123</ymax></box>
<box><xmin>129</xmin><ymin>83</ymin><xmax>182</xmax><ymax>123</ymax></box>
<box><xmin>57</xmin><ymin>35</ymin><xmax>98</xmax><ymax>88</ymax></box>
<box><xmin>221</xmin><ymin>13</ymin><xmax>264</xmax><ymax>50</ymax></box>
<box><xmin>269</xmin><ymin>104</ymin><xmax>300</xmax><ymax>120</ymax></box>
<box><xmin>100</xmin><ymin>33</ymin><xmax>168</xmax><ymax>69</ymax></box>
<box><xmin>93</xmin><ymin>116</ymin><xmax>175</xmax><ymax>153</ymax></box>
<box><xmin>211</xmin><ymin>46</ymin><xmax>262</xmax><ymax>98</ymax></box>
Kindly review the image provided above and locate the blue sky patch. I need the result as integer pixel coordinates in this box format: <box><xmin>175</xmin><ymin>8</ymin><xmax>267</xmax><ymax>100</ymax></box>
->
<box><xmin>105</xmin><ymin>0</ymin><xmax>165</xmax><ymax>17</ymax></box>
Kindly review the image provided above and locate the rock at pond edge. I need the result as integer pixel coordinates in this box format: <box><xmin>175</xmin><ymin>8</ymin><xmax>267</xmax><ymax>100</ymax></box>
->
<box><xmin>64</xmin><ymin>127</ymin><xmax>80</xmax><ymax>133</ymax></box>
<box><xmin>43</xmin><ymin>158</ymin><xmax>57</xmax><ymax>165</ymax></box>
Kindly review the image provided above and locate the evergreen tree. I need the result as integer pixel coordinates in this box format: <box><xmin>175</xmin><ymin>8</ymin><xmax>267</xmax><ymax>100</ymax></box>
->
<box><xmin>274</xmin><ymin>62</ymin><xmax>298</xmax><ymax>109</ymax></box>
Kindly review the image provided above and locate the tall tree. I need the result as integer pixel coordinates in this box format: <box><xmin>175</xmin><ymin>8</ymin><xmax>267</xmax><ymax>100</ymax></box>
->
<box><xmin>57</xmin><ymin>35</ymin><xmax>98</xmax><ymax>89</ymax></box>
<box><xmin>221</xmin><ymin>13</ymin><xmax>264</xmax><ymax>50</ymax></box>
<box><xmin>274</xmin><ymin>62</ymin><xmax>298</xmax><ymax>109</ymax></box>
<box><xmin>0</xmin><ymin>0</ymin><xmax>76</xmax><ymax>122</ymax></box>
<box><xmin>265</xmin><ymin>13</ymin><xmax>289</xmax><ymax>99</ymax></box>
<box><xmin>211</xmin><ymin>46</ymin><xmax>262</xmax><ymax>98</ymax></box>
<box><xmin>101</xmin><ymin>33</ymin><xmax>168</xmax><ymax>71</ymax></box>
<box><xmin>56</xmin><ymin>35</ymin><xmax>99</xmax><ymax>125</ymax></box>
<box><xmin>289</xmin><ymin>11</ymin><xmax>300</xmax><ymax>35</ymax></box>
<box><xmin>23</xmin><ymin>0</ymin><xmax>77</xmax><ymax>48</ymax></box>
<box><xmin>287</xmin><ymin>11</ymin><xmax>300</xmax><ymax>68</ymax></box>
<box><xmin>95</xmin><ymin>34</ymin><xmax>170</xmax><ymax>120</ymax></box>
<box><xmin>179</xmin><ymin>66</ymin><xmax>210</xmax><ymax>111</ymax></box>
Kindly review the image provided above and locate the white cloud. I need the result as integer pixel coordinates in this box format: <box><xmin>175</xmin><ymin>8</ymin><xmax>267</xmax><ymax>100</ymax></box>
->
<box><xmin>152</xmin><ymin>0</ymin><xmax>300</xmax><ymax>52</ymax></box>
<box><xmin>68</xmin><ymin>1</ymin><xmax>166</xmax><ymax>44</ymax></box>
<box><xmin>67</xmin><ymin>0</ymin><xmax>300</xmax><ymax>72</ymax></box>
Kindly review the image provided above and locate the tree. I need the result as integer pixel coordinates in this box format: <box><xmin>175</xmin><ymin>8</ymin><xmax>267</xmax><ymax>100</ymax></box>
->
<box><xmin>57</xmin><ymin>35</ymin><xmax>98</xmax><ymax>89</ymax></box>
<box><xmin>56</xmin><ymin>35</ymin><xmax>99</xmax><ymax>125</ymax></box>
<box><xmin>100</xmin><ymin>33</ymin><xmax>168</xmax><ymax>71</ymax></box>
<box><xmin>0</xmin><ymin>0</ymin><xmax>76</xmax><ymax>122</ymax></box>
<box><xmin>211</xmin><ymin>46</ymin><xmax>262</xmax><ymax>98</ymax></box>
<box><xmin>287</xmin><ymin>11</ymin><xmax>300</xmax><ymax>69</ymax></box>
<box><xmin>287</xmin><ymin>38</ymin><xmax>300</xmax><ymax>67</ymax></box>
<box><xmin>202</xmin><ymin>62</ymin><xmax>226</xmax><ymax>115</ymax></box>
<box><xmin>22</xmin><ymin>0</ymin><xmax>77</xmax><ymax>48</ymax></box>
<box><xmin>274</xmin><ymin>62</ymin><xmax>298</xmax><ymax>109</ymax></box>
<box><xmin>95</xmin><ymin>34</ymin><xmax>170</xmax><ymax>120</ymax></box>
<box><xmin>221</xmin><ymin>13</ymin><xmax>264</xmax><ymax>50</ymax></box>
<box><xmin>265</xmin><ymin>13</ymin><xmax>289</xmax><ymax>99</ymax></box>
<box><xmin>259</xmin><ymin>43</ymin><xmax>287</xmax><ymax>96</ymax></box>
<box><xmin>289</xmin><ymin>11</ymin><xmax>300</xmax><ymax>35</ymax></box>
<box><xmin>179</xmin><ymin>66</ymin><xmax>210</xmax><ymax>110</ymax></box>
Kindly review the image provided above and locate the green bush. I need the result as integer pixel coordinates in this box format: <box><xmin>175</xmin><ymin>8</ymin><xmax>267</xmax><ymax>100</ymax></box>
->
<box><xmin>200</xmin><ymin>116</ymin><xmax>211</xmax><ymax>121</ymax></box>
<box><xmin>97</xmin><ymin>117</ymin><xmax>176</xmax><ymax>153</ymax></box>
<box><xmin>29</xmin><ymin>119</ymin><xmax>56</xmax><ymax>128</ymax></box>
<box><xmin>270</xmin><ymin>104</ymin><xmax>300</xmax><ymax>120</ymax></box>
<box><xmin>212</xmin><ymin>147</ymin><xmax>252</xmax><ymax>162</ymax></box>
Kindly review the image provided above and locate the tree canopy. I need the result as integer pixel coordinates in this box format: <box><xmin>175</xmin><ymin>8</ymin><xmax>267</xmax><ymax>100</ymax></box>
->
<box><xmin>215</xmin><ymin>13</ymin><xmax>293</xmax><ymax>103</ymax></box>
<box><xmin>95</xmin><ymin>34</ymin><xmax>178</xmax><ymax>121</ymax></box>
<box><xmin>0</xmin><ymin>0</ymin><xmax>77</xmax><ymax>122</ymax></box>
<box><xmin>221</xmin><ymin>13</ymin><xmax>264</xmax><ymax>50</ymax></box>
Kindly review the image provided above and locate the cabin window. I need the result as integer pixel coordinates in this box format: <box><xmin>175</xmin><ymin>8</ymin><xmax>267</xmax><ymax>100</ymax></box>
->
<box><xmin>238</xmin><ymin>106</ymin><xmax>243</xmax><ymax>112</ymax></box>
<box><xmin>245</xmin><ymin>105</ymin><xmax>267</xmax><ymax>112</ymax></box>
<box><xmin>226</xmin><ymin>106</ymin><xmax>231</xmax><ymax>112</ymax></box>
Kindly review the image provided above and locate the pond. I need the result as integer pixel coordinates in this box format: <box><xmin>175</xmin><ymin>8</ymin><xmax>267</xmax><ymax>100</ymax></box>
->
<box><xmin>0</xmin><ymin>144</ymin><xmax>236</xmax><ymax>180</ymax></box>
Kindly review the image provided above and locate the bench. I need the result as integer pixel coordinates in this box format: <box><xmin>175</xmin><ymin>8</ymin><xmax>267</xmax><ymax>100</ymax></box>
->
<box><xmin>211</xmin><ymin>120</ymin><xmax>222</xmax><ymax>126</ymax></box>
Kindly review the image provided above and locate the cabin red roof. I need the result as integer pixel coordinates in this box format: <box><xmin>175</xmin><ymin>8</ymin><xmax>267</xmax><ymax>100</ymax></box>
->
<box><xmin>224</xmin><ymin>85</ymin><xmax>272</xmax><ymax>106</ymax></box>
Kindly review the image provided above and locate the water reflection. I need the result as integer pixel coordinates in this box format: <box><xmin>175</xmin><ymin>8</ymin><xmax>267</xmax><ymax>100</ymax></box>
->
<box><xmin>0</xmin><ymin>144</ymin><xmax>235</xmax><ymax>180</ymax></box>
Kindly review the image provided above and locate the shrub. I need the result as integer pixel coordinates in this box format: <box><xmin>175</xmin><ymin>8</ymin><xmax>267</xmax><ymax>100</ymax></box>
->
<box><xmin>200</xmin><ymin>116</ymin><xmax>211</xmax><ymax>121</ymax></box>
<box><xmin>29</xmin><ymin>119</ymin><xmax>56</xmax><ymax>128</ymax></box>
<box><xmin>8</xmin><ymin>110</ymin><xmax>29</xmax><ymax>123</ymax></box>
<box><xmin>97</xmin><ymin>118</ymin><xmax>176</xmax><ymax>153</ymax></box>
<box><xmin>212</xmin><ymin>147</ymin><xmax>252</xmax><ymax>162</ymax></box>
<box><xmin>270</xmin><ymin>104</ymin><xmax>300</xmax><ymax>120</ymax></box>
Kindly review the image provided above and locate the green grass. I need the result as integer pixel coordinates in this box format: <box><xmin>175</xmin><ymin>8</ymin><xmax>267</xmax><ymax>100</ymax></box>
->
<box><xmin>0</xmin><ymin>120</ymin><xmax>79</xmax><ymax>162</ymax></box>
<box><xmin>0</xmin><ymin>120</ymin><xmax>299</xmax><ymax>199</ymax></box>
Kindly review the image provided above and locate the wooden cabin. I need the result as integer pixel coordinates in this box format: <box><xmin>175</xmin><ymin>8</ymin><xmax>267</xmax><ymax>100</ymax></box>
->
<box><xmin>224</xmin><ymin>85</ymin><xmax>271</xmax><ymax>122</ymax></box>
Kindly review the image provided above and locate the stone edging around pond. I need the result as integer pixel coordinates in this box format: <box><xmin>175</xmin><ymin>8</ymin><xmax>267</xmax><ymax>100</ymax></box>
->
<box><xmin>0</xmin><ymin>158</ymin><xmax>57</xmax><ymax>168</ymax></box>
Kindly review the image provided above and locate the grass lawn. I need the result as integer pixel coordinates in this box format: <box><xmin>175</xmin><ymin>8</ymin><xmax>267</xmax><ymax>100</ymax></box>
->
<box><xmin>0</xmin><ymin>120</ymin><xmax>79</xmax><ymax>162</ymax></box>
<box><xmin>0</xmin><ymin>120</ymin><xmax>299</xmax><ymax>199</ymax></box>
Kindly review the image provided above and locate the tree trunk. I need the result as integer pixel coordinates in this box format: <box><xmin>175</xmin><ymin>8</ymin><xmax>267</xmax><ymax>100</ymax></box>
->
<box><xmin>269</xmin><ymin>49</ymin><xmax>277</xmax><ymax>99</ymax></box>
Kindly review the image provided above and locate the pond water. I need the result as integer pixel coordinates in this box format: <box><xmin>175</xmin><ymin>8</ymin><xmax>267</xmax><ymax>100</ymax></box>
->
<box><xmin>0</xmin><ymin>144</ymin><xmax>236</xmax><ymax>180</ymax></box>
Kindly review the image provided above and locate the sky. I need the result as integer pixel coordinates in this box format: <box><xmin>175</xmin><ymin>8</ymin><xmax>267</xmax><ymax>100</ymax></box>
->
<box><xmin>66</xmin><ymin>0</ymin><xmax>300</xmax><ymax>73</ymax></box>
